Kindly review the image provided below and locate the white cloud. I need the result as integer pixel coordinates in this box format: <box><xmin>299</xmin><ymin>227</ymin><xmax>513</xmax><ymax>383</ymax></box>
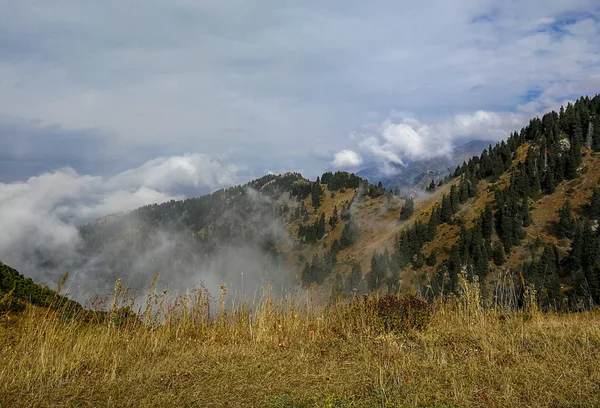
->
<box><xmin>352</xmin><ymin>108</ymin><xmax>531</xmax><ymax>165</ymax></box>
<box><xmin>0</xmin><ymin>1</ymin><xmax>599</xmax><ymax>180</ymax></box>
<box><xmin>109</xmin><ymin>154</ymin><xmax>240</xmax><ymax>192</ymax></box>
<box><xmin>331</xmin><ymin>149</ymin><xmax>363</xmax><ymax>168</ymax></box>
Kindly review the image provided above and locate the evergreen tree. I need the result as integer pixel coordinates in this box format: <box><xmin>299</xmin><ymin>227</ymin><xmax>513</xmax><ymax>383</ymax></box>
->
<box><xmin>565</xmin><ymin>131</ymin><xmax>582</xmax><ymax>179</ymax></box>
<box><xmin>329</xmin><ymin>206</ymin><xmax>339</xmax><ymax>227</ymax></box>
<box><xmin>339</xmin><ymin>219</ymin><xmax>359</xmax><ymax>249</ymax></box>
<box><xmin>301</xmin><ymin>262</ymin><xmax>313</xmax><ymax>287</ymax></box>
<box><xmin>589</xmin><ymin>188</ymin><xmax>600</xmax><ymax>219</ymax></box>
<box><xmin>330</xmin><ymin>273</ymin><xmax>344</xmax><ymax>301</ymax></box>
<box><xmin>481</xmin><ymin>204</ymin><xmax>494</xmax><ymax>240</ymax></box>
<box><xmin>459</xmin><ymin>176</ymin><xmax>469</xmax><ymax>203</ymax></box>
<box><xmin>387</xmin><ymin>262</ymin><xmax>401</xmax><ymax>293</ymax></box>
<box><xmin>368</xmin><ymin>252</ymin><xmax>385</xmax><ymax>291</ymax></box>
<box><xmin>399</xmin><ymin>197</ymin><xmax>415</xmax><ymax>221</ymax></box>
<box><xmin>425</xmin><ymin>251</ymin><xmax>437</xmax><ymax>266</ymax></box>
<box><xmin>592</xmin><ymin>116</ymin><xmax>600</xmax><ymax>151</ymax></box>
<box><xmin>316</xmin><ymin>213</ymin><xmax>326</xmax><ymax>240</ymax></box>
<box><xmin>541</xmin><ymin>160</ymin><xmax>556</xmax><ymax>194</ymax></box>
<box><xmin>311</xmin><ymin>181</ymin><xmax>323</xmax><ymax>209</ymax></box>
<box><xmin>522</xmin><ymin>198</ymin><xmax>532</xmax><ymax>227</ymax></box>
<box><xmin>492</xmin><ymin>241</ymin><xmax>506</xmax><ymax>266</ymax></box>
<box><xmin>556</xmin><ymin>200</ymin><xmax>576</xmax><ymax>239</ymax></box>
<box><xmin>450</xmin><ymin>185</ymin><xmax>460</xmax><ymax>213</ymax></box>
<box><xmin>427</xmin><ymin>179</ymin><xmax>436</xmax><ymax>191</ymax></box>
<box><xmin>441</xmin><ymin>194</ymin><xmax>453</xmax><ymax>223</ymax></box>
<box><xmin>346</xmin><ymin>264</ymin><xmax>363</xmax><ymax>294</ymax></box>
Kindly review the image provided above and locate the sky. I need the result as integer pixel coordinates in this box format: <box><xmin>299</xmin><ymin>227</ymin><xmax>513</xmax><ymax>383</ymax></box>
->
<box><xmin>1</xmin><ymin>0</ymin><xmax>600</xmax><ymax>218</ymax></box>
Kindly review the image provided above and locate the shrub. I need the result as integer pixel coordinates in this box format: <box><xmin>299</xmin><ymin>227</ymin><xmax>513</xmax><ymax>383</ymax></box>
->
<box><xmin>355</xmin><ymin>294</ymin><xmax>432</xmax><ymax>334</ymax></box>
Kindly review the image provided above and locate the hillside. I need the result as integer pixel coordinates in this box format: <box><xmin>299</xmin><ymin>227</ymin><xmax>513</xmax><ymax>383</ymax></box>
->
<box><xmin>3</xmin><ymin>95</ymin><xmax>600</xmax><ymax>407</ymax></box>
<box><xmin>0</xmin><ymin>261</ymin><xmax>81</xmax><ymax>314</ymax></box>
<box><xmin>7</xmin><ymin>94</ymin><xmax>600</xmax><ymax>311</ymax></box>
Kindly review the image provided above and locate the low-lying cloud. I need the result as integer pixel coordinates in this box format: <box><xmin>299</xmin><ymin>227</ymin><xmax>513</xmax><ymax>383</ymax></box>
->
<box><xmin>0</xmin><ymin>153</ymin><xmax>264</xmax><ymax>305</ymax></box>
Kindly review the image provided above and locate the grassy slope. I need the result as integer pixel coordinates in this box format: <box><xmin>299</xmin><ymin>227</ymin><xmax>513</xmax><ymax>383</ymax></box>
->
<box><xmin>1</xmin><ymin>295</ymin><xmax>599</xmax><ymax>407</ymax></box>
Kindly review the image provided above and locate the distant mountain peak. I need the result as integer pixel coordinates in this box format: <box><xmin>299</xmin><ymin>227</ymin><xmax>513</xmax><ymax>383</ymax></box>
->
<box><xmin>356</xmin><ymin>139</ymin><xmax>493</xmax><ymax>195</ymax></box>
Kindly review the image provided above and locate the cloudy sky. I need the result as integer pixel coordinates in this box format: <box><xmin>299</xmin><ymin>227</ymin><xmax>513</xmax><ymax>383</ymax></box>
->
<box><xmin>1</xmin><ymin>0</ymin><xmax>600</xmax><ymax>208</ymax></box>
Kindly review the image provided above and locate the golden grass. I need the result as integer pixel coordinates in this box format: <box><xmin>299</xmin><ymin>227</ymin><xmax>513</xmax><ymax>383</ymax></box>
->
<box><xmin>1</xmin><ymin>286</ymin><xmax>600</xmax><ymax>408</ymax></box>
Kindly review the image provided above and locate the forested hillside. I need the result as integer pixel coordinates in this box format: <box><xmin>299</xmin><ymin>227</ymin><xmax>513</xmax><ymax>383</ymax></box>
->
<box><xmin>4</xmin><ymin>95</ymin><xmax>600</xmax><ymax>312</ymax></box>
<box><xmin>363</xmin><ymin>94</ymin><xmax>600</xmax><ymax>310</ymax></box>
<box><xmin>2</xmin><ymin>95</ymin><xmax>600</xmax><ymax>408</ymax></box>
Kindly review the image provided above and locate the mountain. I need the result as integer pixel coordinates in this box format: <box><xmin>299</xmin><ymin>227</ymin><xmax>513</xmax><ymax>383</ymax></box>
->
<box><xmin>357</xmin><ymin>140</ymin><xmax>492</xmax><ymax>194</ymax></box>
<box><xmin>4</xmin><ymin>94</ymin><xmax>600</xmax><ymax>311</ymax></box>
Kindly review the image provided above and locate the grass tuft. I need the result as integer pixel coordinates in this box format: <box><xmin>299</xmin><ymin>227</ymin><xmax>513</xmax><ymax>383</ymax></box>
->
<box><xmin>1</xmin><ymin>285</ymin><xmax>599</xmax><ymax>407</ymax></box>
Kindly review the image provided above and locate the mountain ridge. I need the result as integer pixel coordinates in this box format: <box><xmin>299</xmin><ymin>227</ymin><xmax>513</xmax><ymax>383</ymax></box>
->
<box><xmin>3</xmin><ymin>94</ymin><xmax>600</xmax><ymax>311</ymax></box>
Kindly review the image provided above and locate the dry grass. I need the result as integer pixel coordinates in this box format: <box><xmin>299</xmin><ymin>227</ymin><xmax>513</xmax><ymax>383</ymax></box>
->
<box><xmin>1</xmin><ymin>285</ymin><xmax>600</xmax><ymax>408</ymax></box>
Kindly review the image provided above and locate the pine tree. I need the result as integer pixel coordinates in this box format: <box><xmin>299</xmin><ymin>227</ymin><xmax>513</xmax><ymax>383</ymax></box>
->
<box><xmin>459</xmin><ymin>177</ymin><xmax>469</xmax><ymax>203</ymax></box>
<box><xmin>399</xmin><ymin>197</ymin><xmax>415</xmax><ymax>220</ymax></box>
<box><xmin>317</xmin><ymin>213</ymin><xmax>326</xmax><ymax>240</ymax></box>
<box><xmin>492</xmin><ymin>241</ymin><xmax>506</xmax><ymax>266</ymax></box>
<box><xmin>542</xmin><ymin>168</ymin><xmax>556</xmax><ymax>195</ymax></box>
<box><xmin>450</xmin><ymin>185</ymin><xmax>460</xmax><ymax>213</ymax></box>
<box><xmin>427</xmin><ymin>179</ymin><xmax>436</xmax><ymax>191</ymax></box>
<box><xmin>592</xmin><ymin>116</ymin><xmax>600</xmax><ymax>151</ymax></box>
<box><xmin>346</xmin><ymin>264</ymin><xmax>363</xmax><ymax>294</ymax></box>
<box><xmin>301</xmin><ymin>262</ymin><xmax>313</xmax><ymax>287</ymax></box>
<box><xmin>425</xmin><ymin>251</ymin><xmax>437</xmax><ymax>266</ymax></box>
<box><xmin>556</xmin><ymin>200</ymin><xmax>576</xmax><ymax>239</ymax></box>
<box><xmin>330</xmin><ymin>273</ymin><xmax>344</xmax><ymax>301</ymax></box>
<box><xmin>329</xmin><ymin>206</ymin><xmax>339</xmax><ymax>227</ymax></box>
<box><xmin>565</xmin><ymin>131</ymin><xmax>581</xmax><ymax>179</ymax></box>
<box><xmin>339</xmin><ymin>219</ymin><xmax>358</xmax><ymax>249</ymax></box>
<box><xmin>387</xmin><ymin>263</ymin><xmax>401</xmax><ymax>293</ymax></box>
<box><xmin>368</xmin><ymin>252</ymin><xmax>385</xmax><ymax>291</ymax></box>
<box><xmin>311</xmin><ymin>181</ymin><xmax>323</xmax><ymax>209</ymax></box>
<box><xmin>589</xmin><ymin>188</ymin><xmax>600</xmax><ymax>219</ymax></box>
<box><xmin>481</xmin><ymin>204</ymin><xmax>494</xmax><ymax>240</ymax></box>
<box><xmin>522</xmin><ymin>198</ymin><xmax>532</xmax><ymax>227</ymax></box>
<box><xmin>441</xmin><ymin>194</ymin><xmax>453</xmax><ymax>223</ymax></box>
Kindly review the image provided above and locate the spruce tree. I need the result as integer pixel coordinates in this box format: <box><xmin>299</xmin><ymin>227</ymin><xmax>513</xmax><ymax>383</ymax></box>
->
<box><xmin>522</xmin><ymin>198</ymin><xmax>532</xmax><ymax>227</ymax></box>
<box><xmin>340</xmin><ymin>219</ymin><xmax>358</xmax><ymax>249</ymax></box>
<box><xmin>589</xmin><ymin>188</ymin><xmax>600</xmax><ymax>219</ymax></box>
<box><xmin>441</xmin><ymin>194</ymin><xmax>453</xmax><ymax>223</ymax></box>
<box><xmin>481</xmin><ymin>204</ymin><xmax>494</xmax><ymax>240</ymax></box>
<box><xmin>346</xmin><ymin>264</ymin><xmax>363</xmax><ymax>294</ymax></box>
<box><xmin>556</xmin><ymin>200</ymin><xmax>576</xmax><ymax>239</ymax></box>
<box><xmin>311</xmin><ymin>181</ymin><xmax>323</xmax><ymax>209</ymax></box>
<box><xmin>427</xmin><ymin>179</ymin><xmax>436</xmax><ymax>191</ymax></box>
<box><xmin>492</xmin><ymin>241</ymin><xmax>506</xmax><ymax>266</ymax></box>
<box><xmin>450</xmin><ymin>185</ymin><xmax>460</xmax><ymax>213</ymax></box>
<box><xmin>565</xmin><ymin>132</ymin><xmax>581</xmax><ymax>180</ymax></box>
<box><xmin>301</xmin><ymin>262</ymin><xmax>313</xmax><ymax>287</ymax></box>
<box><xmin>317</xmin><ymin>213</ymin><xmax>326</xmax><ymax>240</ymax></box>
<box><xmin>399</xmin><ymin>197</ymin><xmax>415</xmax><ymax>220</ymax></box>
<box><xmin>368</xmin><ymin>252</ymin><xmax>384</xmax><ymax>291</ymax></box>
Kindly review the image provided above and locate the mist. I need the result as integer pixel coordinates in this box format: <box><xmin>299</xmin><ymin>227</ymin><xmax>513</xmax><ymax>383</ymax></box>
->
<box><xmin>0</xmin><ymin>155</ymin><xmax>298</xmax><ymax>308</ymax></box>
